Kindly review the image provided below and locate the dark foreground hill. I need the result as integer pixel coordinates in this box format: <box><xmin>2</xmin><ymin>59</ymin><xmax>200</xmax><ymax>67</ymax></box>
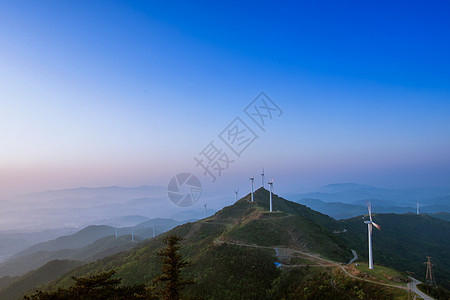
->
<box><xmin>29</xmin><ymin>189</ymin><xmax>409</xmax><ymax>299</ymax></box>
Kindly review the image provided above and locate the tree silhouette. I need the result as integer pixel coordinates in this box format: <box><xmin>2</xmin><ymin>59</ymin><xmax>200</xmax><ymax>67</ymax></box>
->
<box><xmin>152</xmin><ymin>235</ymin><xmax>194</xmax><ymax>300</ymax></box>
<box><xmin>25</xmin><ymin>270</ymin><xmax>147</xmax><ymax>299</ymax></box>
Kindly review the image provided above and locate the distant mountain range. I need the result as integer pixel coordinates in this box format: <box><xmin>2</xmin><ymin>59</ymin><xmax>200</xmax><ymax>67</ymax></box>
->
<box><xmin>0</xmin><ymin>218</ymin><xmax>185</xmax><ymax>278</ymax></box>
<box><xmin>287</xmin><ymin>183</ymin><xmax>450</xmax><ymax>219</ymax></box>
<box><xmin>291</xmin><ymin>183</ymin><xmax>450</xmax><ymax>204</ymax></box>
<box><xmin>9</xmin><ymin>225</ymin><xmax>118</xmax><ymax>261</ymax></box>
<box><xmin>3</xmin><ymin>183</ymin><xmax>448</xmax><ymax>232</ymax></box>
<box><xmin>12</xmin><ymin>185</ymin><xmax>167</xmax><ymax>203</ymax></box>
<box><xmin>0</xmin><ymin>227</ymin><xmax>78</xmax><ymax>263</ymax></box>
<box><xmin>3</xmin><ymin>188</ymin><xmax>447</xmax><ymax>299</ymax></box>
<box><xmin>294</xmin><ymin>197</ymin><xmax>450</xmax><ymax>220</ymax></box>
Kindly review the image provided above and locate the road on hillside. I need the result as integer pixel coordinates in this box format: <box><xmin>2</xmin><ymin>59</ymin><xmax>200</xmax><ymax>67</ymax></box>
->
<box><xmin>408</xmin><ymin>277</ymin><xmax>434</xmax><ymax>300</ymax></box>
<box><xmin>217</xmin><ymin>239</ymin><xmax>432</xmax><ymax>299</ymax></box>
<box><xmin>348</xmin><ymin>249</ymin><xmax>358</xmax><ymax>264</ymax></box>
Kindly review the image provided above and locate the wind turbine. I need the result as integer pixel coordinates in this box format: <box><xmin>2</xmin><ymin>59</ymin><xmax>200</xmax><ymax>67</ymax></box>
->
<box><xmin>203</xmin><ymin>203</ymin><xmax>207</xmax><ymax>218</ymax></box>
<box><xmin>364</xmin><ymin>202</ymin><xmax>381</xmax><ymax>269</ymax></box>
<box><xmin>152</xmin><ymin>226</ymin><xmax>155</xmax><ymax>238</ymax></box>
<box><xmin>416</xmin><ymin>200</ymin><xmax>420</xmax><ymax>215</ymax></box>
<box><xmin>250</xmin><ymin>176</ymin><xmax>254</xmax><ymax>202</ymax></box>
<box><xmin>115</xmin><ymin>228</ymin><xmax>118</xmax><ymax>240</ymax></box>
<box><xmin>234</xmin><ymin>189</ymin><xmax>239</xmax><ymax>202</ymax></box>
<box><xmin>131</xmin><ymin>231</ymin><xmax>134</xmax><ymax>243</ymax></box>
<box><xmin>268</xmin><ymin>177</ymin><xmax>274</xmax><ymax>212</ymax></box>
<box><xmin>261</xmin><ymin>168</ymin><xmax>265</xmax><ymax>188</ymax></box>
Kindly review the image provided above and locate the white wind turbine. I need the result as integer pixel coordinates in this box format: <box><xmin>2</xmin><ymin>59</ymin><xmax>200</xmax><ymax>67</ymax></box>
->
<box><xmin>364</xmin><ymin>202</ymin><xmax>381</xmax><ymax>269</ymax></box>
<box><xmin>416</xmin><ymin>200</ymin><xmax>420</xmax><ymax>215</ymax></box>
<box><xmin>234</xmin><ymin>188</ymin><xmax>239</xmax><ymax>202</ymax></box>
<box><xmin>203</xmin><ymin>203</ymin><xmax>207</xmax><ymax>218</ymax></box>
<box><xmin>261</xmin><ymin>168</ymin><xmax>265</xmax><ymax>188</ymax></box>
<box><xmin>250</xmin><ymin>176</ymin><xmax>254</xmax><ymax>202</ymax></box>
<box><xmin>268</xmin><ymin>177</ymin><xmax>274</xmax><ymax>212</ymax></box>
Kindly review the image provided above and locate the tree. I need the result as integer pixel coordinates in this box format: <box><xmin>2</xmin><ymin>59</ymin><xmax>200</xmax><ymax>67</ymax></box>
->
<box><xmin>152</xmin><ymin>235</ymin><xmax>194</xmax><ymax>300</ymax></box>
<box><xmin>25</xmin><ymin>270</ymin><xmax>147</xmax><ymax>300</ymax></box>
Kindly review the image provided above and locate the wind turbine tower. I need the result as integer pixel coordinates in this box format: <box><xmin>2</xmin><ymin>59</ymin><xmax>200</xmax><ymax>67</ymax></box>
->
<box><xmin>268</xmin><ymin>178</ymin><xmax>274</xmax><ymax>212</ymax></box>
<box><xmin>250</xmin><ymin>176</ymin><xmax>254</xmax><ymax>202</ymax></box>
<box><xmin>261</xmin><ymin>168</ymin><xmax>265</xmax><ymax>188</ymax></box>
<box><xmin>364</xmin><ymin>202</ymin><xmax>381</xmax><ymax>269</ymax></box>
<box><xmin>115</xmin><ymin>228</ymin><xmax>118</xmax><ymax>240</ymax></box>
<box><xmin>417</xmin><ymin>200</ymin><xmax>420</xmax><ymax>215</ymax></box>
<box><xmin>131</xmin><ymin>231</ymin><xmax>134</xmax><ymax>243</ymax></box>
<box><xmin>234</xmin><ymin>189</ymin><xmax>239</xmax><ymax>202</ymax></box>
<box><xmin>152</xmin><ymin>226</ymin><xmax>155</xmax><ymax>238</ymax></box>
<box><xmin>203</xmin><ymin>203</ymin><xmax>207</xmax><ymax>218</ymax></box>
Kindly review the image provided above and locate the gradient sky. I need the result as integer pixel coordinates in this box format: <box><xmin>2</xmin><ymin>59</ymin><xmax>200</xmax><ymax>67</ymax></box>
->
<box><xmin>1</xmin><ymin>1</ymin><xmax>449</xmax><ymax>198</ymax></box>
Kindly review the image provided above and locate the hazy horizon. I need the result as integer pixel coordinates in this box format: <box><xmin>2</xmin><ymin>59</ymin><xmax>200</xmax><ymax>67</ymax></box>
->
<box><xmin>1</xmin><ymin>1</ymin><xmax>449</xmax><ymax>199</ymax></box>
<box><xmin>3</xmin><ymin>181</ymin><xmax>450</xmax><ymax>203</ymax></box>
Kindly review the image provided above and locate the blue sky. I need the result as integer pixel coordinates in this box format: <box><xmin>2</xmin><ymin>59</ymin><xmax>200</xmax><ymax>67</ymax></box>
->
<box><xmin>0</xmin><ymin>1</ymin><xmax>449</xmax><ymax>197</ymax></box>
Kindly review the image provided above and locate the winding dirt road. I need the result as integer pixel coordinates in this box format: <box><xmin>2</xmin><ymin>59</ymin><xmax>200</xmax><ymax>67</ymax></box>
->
<box><xmin>216</xmin><ymin>239</ymin><xmax>434</xmax><ymax>299</ymax></box>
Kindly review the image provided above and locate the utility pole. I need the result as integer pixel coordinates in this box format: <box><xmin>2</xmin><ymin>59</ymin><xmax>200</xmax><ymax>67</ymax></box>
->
<box><xmin>425</xmin><ymin>256</ymin><xmax>437</xmax><ymax>293</ymax></box>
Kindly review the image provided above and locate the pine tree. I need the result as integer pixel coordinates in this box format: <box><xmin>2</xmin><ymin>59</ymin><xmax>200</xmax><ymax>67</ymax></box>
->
<box><xmin>25</xmin><ymin>270</ymin><xmax>147</xmax><ymax>299</ymax></box>
<box><xmin>152</xmin><ymin>235</ymin><xmax>194</xmax><ymax>300</ymax></box>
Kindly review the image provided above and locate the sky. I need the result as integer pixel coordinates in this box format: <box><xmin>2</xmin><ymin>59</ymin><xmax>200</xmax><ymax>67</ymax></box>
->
<box><xmin>1</xmin><ymin>0</ymin><xmax>450</xmax><ymax>198</ymax></box>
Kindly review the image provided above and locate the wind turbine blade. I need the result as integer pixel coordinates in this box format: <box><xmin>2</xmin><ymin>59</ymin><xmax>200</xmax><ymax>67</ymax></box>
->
<box><xmin>367</xmin><ymin>202</ymin><xmax>372</xmax><ymax>222</ymax></box>
<box><xmin>372</xmin><ymin>222</ymin><xmax>381</xmax><ymax>231</ymax></box>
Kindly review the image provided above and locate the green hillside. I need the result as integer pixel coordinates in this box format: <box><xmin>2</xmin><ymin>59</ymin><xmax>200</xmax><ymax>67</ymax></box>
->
<box><xmin>0</xmin><ymin>260</ymin><xmax>82</xmax><ymax>300</ymax></box>
<box><xmin>339</xmin><ymin>213</ymin><xmax>450</xmax><ymax>290</ymax></box>
<box><xmin>32</xmin><ymin>188</ymin><xmax>407</xmax><ymax>299</ymax></box>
